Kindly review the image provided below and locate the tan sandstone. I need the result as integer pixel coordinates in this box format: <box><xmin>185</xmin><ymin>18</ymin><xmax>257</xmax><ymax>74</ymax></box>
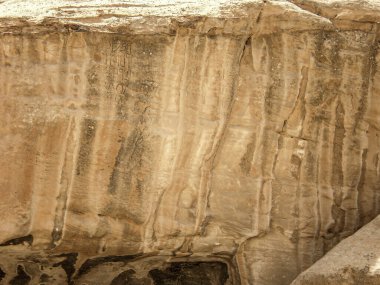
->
<box><xmin>0</xmin><ymin>0</ymin><xmax>379</xmax><ymax>284</ymax></box>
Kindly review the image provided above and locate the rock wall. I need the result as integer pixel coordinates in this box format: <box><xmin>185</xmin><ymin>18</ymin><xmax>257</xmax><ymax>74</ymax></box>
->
<box><xmin>0</xmin><ymin>1</ymin><xmax>379</xmax><ymax>284</ymax></box>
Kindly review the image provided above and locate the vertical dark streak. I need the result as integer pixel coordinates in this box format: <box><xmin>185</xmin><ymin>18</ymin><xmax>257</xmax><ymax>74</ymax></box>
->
<box><xmin>0</xmin><ymin>267</ymin><xmax>5</xmax><ymax>282</ymax></box>
<box><xmin>52</xmin><ymin>253</ymin><xmax>78</xmax><ymax>285</ymax></box>
<box><xmin>357</xmin><ymin>148</ymin><xmax>368</xmax><ymax>225</ymax></box>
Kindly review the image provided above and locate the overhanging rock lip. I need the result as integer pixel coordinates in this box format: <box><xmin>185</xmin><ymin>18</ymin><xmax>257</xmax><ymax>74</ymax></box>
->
<box><xmin>0</xmin><ymin>0</ymin><xmax>338</xmax><ymax>35</ymax></box>
<box><xmin>1</xmin><ymin>0</ymin><xmax>380</xmax><ymax>35</ymax></box>
<box><xmin>0</xmin><ymin>0</ymin><xmax>261</xmax><ymax>35</ymax></box>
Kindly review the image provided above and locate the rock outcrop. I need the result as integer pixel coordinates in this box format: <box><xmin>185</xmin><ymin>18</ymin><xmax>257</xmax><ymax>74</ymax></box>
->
<box><xmin>0</xmin><ymin>1</ymin><xmax>379</xmax><ymax>284</ymax></box>
<box><xmin>291</xmin><ymin>215</ymin><xmax>380</xmax><ymax>285</ymax></box>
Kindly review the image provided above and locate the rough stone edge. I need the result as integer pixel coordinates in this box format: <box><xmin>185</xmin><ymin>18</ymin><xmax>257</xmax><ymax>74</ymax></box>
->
<box><xmin>291</xmin><ymin>215</ymin><xmax>380</xmax><ymax>285</ymax></box>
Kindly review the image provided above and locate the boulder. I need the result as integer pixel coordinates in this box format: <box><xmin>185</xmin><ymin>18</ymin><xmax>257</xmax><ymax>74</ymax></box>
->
<box><xmin>292</xmin><ymin>215</ymin><xmax>380</xmax><ymax>285</ymax></box>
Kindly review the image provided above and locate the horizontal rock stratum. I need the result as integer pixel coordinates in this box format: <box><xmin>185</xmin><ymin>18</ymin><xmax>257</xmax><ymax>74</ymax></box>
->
<box><xmin>0</xmin><ymin>0</ymin><xmax>380</xmax><ymax>284</ymax></box>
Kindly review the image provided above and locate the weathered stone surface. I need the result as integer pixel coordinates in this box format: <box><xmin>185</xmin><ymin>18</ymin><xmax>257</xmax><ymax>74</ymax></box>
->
<box><xmin>291</xmin><ymin>215</ymin><xmax>380</xmax><ymax>285</ymax></box>
<box><xmin>0</xmin><ymin>1</ymin><xmax>379</xmax><ymax>284</ymax></box>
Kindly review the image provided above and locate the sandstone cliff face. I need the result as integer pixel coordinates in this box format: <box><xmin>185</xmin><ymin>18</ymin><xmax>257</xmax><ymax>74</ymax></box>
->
<box><xmin>0</xmin><ymin>1</ymin><xmax>379</xmax><ymax>284</ymax></box>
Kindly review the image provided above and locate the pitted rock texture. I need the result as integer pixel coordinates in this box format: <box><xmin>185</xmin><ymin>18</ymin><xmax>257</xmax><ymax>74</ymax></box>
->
<box><xmin>291</xmin><ymin>215</ymin><xmax>380</xmax><ymax>285</ymax></box>
<box><xmin>0</xmin><ymin>1</ymin><xmax>380</xmax><ymax>285</ymax></box>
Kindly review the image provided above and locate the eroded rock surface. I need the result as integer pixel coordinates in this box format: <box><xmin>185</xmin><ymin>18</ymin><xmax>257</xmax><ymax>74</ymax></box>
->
<box><xmin>0</xmin><ymin>1</ymin><xmax>380</xmax><ymax>284</ymax></box>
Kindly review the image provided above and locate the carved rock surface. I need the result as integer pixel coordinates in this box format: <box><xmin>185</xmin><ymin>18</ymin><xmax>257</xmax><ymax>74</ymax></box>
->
<box><xmin>291</xmin><ymin>215</ymin><xmax>380</xmax><ymax>285</ymax></box>
<box><xmin>0</xmin><ymin>1</ymin><xmax>380</xmax><ymax>284</ymax></box>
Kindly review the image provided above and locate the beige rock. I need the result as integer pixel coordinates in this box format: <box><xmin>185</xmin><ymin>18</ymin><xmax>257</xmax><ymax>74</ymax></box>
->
<box><xmin>291</xmin><ymin>215</ymin><xmax>380</xmax><ymax>285</ymax></box>
<box><xmin>0</xmin><ymin>1</ymin><xmax>379</xmax><ymax>284</ymax></box>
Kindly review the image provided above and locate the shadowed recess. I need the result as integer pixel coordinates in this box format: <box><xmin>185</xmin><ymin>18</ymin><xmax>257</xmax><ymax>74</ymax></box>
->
<box><xmin>0</xmin><ymin>235</ymin><xmax>33</xmax><ymax>246</ymax></box>
<box><xmin>9</xmin><ymin>265</ymin><xmax>31</xmax><ymax>285</ymax></box>
<box><xmin>149</xmin><ymin>262</ymin><xmax>229</xmax><ymax>285</ymax></box>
